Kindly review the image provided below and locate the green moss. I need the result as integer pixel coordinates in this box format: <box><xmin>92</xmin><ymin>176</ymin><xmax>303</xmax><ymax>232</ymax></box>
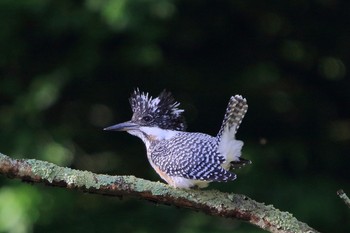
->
<box><xmin>132</xmin><ymin>177</ymin><xmax>170</xmax><ymax>196</ymax></box>
<box><xmin>95</xmin><ymin>174</ymin><xmax>118</xmax><ymax>187</ymax></box>
<box><xmin>26</xmin><ymin>159</ymin><xmax>115</xmax><ymax>189</ymax></box>
<box><xmin>0</xmin><ymin>153</ymin><xmax>7</xmax><ymax>160</ymax></box>
<box><xmin>263</xmin><ymin>207</ymin><xmax>304</xmax><ymax>232</ymax></box>
<box><xmin>27</xmin><ymin>159</ymin><xmax>57</xmax><ymax>182</ymax></box>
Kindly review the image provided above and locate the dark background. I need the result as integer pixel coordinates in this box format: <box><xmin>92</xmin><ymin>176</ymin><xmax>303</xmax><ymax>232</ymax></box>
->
<box><xmin>0</xmin><ymin>1</ymin><xmax>349</xmax><ymax>232</ymax></box>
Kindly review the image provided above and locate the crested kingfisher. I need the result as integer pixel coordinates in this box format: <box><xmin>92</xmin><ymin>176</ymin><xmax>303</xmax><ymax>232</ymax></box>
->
<box><xmin>104</xmin><ymin>89</ymin><xmax>250</xmax><ymax>189</ymax></box>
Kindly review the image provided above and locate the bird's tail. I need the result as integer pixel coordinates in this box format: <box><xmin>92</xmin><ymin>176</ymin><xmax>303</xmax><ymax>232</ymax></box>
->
<box><xmin>229</xmin><ymin>157</ymin><xmax>252</xmax><ymax>169</ymax></box>
<box><xmin>217</xmin><ymin>95</ymin><xmax>249</xmax><ymax>169</ymax></box>
<box><xmin>217</xmin><ymin>95</ymin><xmax>248</xmax><ymax>139</ymax></box>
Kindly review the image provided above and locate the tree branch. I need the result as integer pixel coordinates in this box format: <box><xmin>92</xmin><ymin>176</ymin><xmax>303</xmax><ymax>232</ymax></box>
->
<box><xmin>337</xmin><ymin>189</ymin><xmax>350</xmax><ymax>209</ymax></box>
<box><xmin>0</xmin><ymin>152</ymin><xmax>319</xmax><ymax>233</ymax></box>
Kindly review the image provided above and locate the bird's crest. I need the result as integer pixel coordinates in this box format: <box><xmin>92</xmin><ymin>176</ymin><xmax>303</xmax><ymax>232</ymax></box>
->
<box><xmin>129</xmin><ymin>88</ymin><xmax>187</xmax><ymax>131</ymax></box>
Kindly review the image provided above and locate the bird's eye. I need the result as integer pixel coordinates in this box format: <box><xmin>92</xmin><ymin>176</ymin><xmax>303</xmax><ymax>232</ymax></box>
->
<box><xmin>142</xmin><ymin>115</ymin><xmax>152</xmax><ymax>122</ymax></box>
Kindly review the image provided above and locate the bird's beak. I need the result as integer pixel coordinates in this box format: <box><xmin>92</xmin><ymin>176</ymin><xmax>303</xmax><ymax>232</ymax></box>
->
<box><xmin>103</xmin><ymin>121</ymin><xmax>139</xmax><ymax>131</ymax></box>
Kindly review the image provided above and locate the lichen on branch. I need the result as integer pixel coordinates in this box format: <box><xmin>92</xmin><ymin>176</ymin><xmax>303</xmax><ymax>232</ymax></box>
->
<box><xmin>0</xmin><ymin>152</ymin><xmax>319</xmax><ymax>233</ymax></box>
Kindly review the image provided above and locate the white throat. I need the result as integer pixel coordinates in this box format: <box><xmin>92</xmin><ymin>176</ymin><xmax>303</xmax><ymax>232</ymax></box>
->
<box><xmin>127</xmin><ymin>126</ymin><xmax>179</xmax><ymax>148</ymax></box>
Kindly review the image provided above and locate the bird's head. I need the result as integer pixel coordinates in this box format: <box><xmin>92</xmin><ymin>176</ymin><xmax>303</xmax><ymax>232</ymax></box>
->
<box><xmin>104</xmin><ymin>89</ymin><xmax>186</xmax><ymax>141</ymax></box>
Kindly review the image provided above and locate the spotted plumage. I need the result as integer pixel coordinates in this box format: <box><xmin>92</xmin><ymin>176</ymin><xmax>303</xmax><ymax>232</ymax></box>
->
<box><xmin>129</xmin><ymin>88</ymin><xmax>186</xmax><ymax>131</ymax></box>
<box><xmin>104</xmin><ymin>89</ymin><xmax>250</xmax><ymax>189</ymax></box>
<box><xmin>217</xmin><ymin>95</ymin><xmax>248</xmax><ymax>138</ymax></box>
<box><xmin>150</xmin><ymin>132</ymin><xmax>236</xmax><ymax>181</ymax></box>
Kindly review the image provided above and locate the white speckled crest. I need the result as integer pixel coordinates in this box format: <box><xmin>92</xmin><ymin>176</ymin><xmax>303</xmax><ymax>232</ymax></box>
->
<box><xmin>129</xmin><ymin>88</ymin><xmax>187</xmax><ymax>131</ymax></box>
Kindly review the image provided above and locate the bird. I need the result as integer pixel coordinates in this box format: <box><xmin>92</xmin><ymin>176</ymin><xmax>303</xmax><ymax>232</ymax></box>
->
<box><xmin>104</xmin><ymin>89</ymin><xmax>251</xmax><ymax>189</ymax></box>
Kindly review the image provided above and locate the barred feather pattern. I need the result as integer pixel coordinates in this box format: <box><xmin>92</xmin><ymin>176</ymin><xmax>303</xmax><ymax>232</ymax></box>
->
<box><xmin>149</xmin><ymin>132</ymin><xmax>237</xmax><ymax>182</ymax></box>
<box><xmin>112</xmin><ymin>90</ymin><xmax>251</xmax><ymax>188</ymax></box>
<box><xmin>217</xmin><ymin>95</ymin><xmax>250</xmax><ymax>171</ymax></box>
<box><xmin>217</xmin><ymin>95</ymin><xmax>248</xmax><ymax>139</ymax></box>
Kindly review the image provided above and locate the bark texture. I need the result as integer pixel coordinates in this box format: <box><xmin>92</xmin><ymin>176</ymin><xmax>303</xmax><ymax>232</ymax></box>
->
<box><xmin>0</xmin><ymin>152</ymin><xmax>319</xmax><ymax>233</ymax></box>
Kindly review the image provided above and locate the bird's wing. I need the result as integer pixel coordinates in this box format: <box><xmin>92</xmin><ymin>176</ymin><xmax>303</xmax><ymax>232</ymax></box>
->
<box><xmin>150</xmin><ymin>133</ymin><xmax>237</xmax><ymax>182</ymax></box>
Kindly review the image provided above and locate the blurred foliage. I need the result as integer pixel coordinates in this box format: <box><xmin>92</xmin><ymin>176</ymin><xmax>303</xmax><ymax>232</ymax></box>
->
<box><xmin>0</xmin><ymin>0</ymin><xmax>349</xmax><ymax>232</ymax></box>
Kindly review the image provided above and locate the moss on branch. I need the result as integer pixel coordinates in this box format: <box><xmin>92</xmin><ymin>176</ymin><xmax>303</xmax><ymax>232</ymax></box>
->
<box><xmin>0</xmin><ymin>152</ymin><xmax>319</xmax><ymax>233</ymax></box>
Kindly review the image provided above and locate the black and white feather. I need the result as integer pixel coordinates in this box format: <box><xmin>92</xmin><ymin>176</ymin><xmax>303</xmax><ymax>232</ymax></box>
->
<box><xmin>105</xmin><ymin>89</ymin><xmax>250</xmax><ymax>189</ymax></box>
<box><xmin>129</xmin><ymin>89</ymin><xmax>186</xmax><ymax>131</ymax></box>
<box><xmin>216</xmin><ymin>95</ymin><xmax>250</xmax><ymax>170</ymax></box>
<box><xmin>217</xmin><ymin>95</ymin><xmax>248</xmax><ymax>139</ymax></box>
<box><xmin>150</xmin><ymin>132</ymin><xmax>237</xmax><ymax>182</ymax></box>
